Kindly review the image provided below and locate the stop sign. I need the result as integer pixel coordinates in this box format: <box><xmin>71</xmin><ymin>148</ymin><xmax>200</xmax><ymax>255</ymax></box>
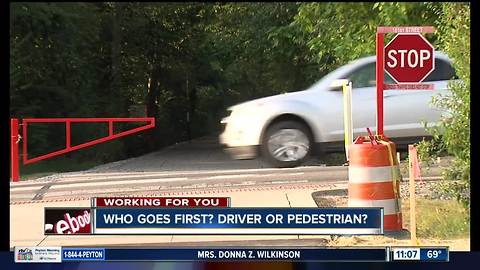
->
<box><xmin>384</xmin><ymin>34</ymin><xmax>435</xmax><ymax>83</ymax></box>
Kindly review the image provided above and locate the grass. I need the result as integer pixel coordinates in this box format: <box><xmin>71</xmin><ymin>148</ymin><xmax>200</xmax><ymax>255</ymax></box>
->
<box><xmin>317</xmin><ymin>153</ymin><xmax>348</xmax><ymax>166</ymax></box>
<box><xmin>401</xmin><ymin>198</ymin><xmax>470</xmax><ymax>239</ymax></box>
<box><xmin>18</xmin><ymin>156</ymin><xmax>102</xmax><ymax>181</ymax></box>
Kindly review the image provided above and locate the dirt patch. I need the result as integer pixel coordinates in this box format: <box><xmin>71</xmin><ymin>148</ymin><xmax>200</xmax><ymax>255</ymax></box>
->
<box><xmin>312</xmin><ymin>189</ymin><xmax>347</xmax><ymax>208</ymax></box>
<box><xmin>328</xmin><ymin>236</ymin><xmax>469</xmax><ymax>251</ymax></box>
<box><xmin>312</xmin><ymin>180</ymin><xmax>458</xmax><ymax>204</ymax></box>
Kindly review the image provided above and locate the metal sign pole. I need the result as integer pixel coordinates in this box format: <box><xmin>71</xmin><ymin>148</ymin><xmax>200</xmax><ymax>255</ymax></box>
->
<box><xmin>376</xmin><ymin>32</ymin><xmax>384</xmax><ymax>136</ymax></box>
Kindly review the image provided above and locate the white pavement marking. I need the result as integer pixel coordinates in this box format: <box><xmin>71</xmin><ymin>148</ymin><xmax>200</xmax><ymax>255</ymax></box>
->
<box><xmin>10</xmin><ymin>172</ymin><xmax>305</xmax><ymax>197</ymax></box>
<box><xmin>9</xmin><ymin>186</ymin><xmax>43</xmax><ymax>192</ymax></box>
<box><xmin>10</xmin><ymin>193</ymin><xmax>36</xmax><ymax>200</ymax></box>
<box><xmin>17</xmin><ymin>180</ymin><xmax>334</xmax><ymax>201</ymax></box>
<box><xmin>271</xmin><ymin>180</ymin><xmax>308</xmax><ymax>184</ymax></box>
<box><xmin>46</xmin><ymin>166</ymin><xmax>342</xmax><ymax>179</ymax></box>
<box><xmin>48</xmin><ymin>177</ymin><xmax>188</xmax><ymax>189</ymax></box>
<box><xmin>10</xmin><ymin>180</ymin><xmax>57</xmax><ymax>187</ymax></box>
<box><xmin>41</xmin><ymin>173</ymin><xmax>192</xmax><ymax>183</ymax></box>
<box><xmin>285</xmin><ymin>172</ymin><xmax>305</xmax><ymax>176</ymax></box>
<box><xmin>206</xmin><ymin>174</ymin><xmax>255</xmax><ymax>179</ymax></box>
<box><xmin>231</xmin><ymin>181</ymin><xmax>256</xmax><ymax>186</ymax></box>
<box><xmin>10</xmin><ymin>173</ymin><xmax>193</xmax><ymax>188</ymax></box>
<box><xmin>11</xmin><ymin>171</ymin><xmax>310</xmax><ymax>191</ymax></box>
<box><xmin>42</xmin><ymin>186</ymin><xmax>163</xmax><ymax>197</ymax></box>
<box><xmin>11</xmin><ymin>167</ymin><xmax>328</xmax><ymax>187</ymax></box>
<box><xmin>9</xmin><ymin>182</ymin><xmax>348</xmax><ymax>204</ymax></box>
<box><xmin>9</xmin><ymin>170</ymin><xmax>347</xmax><ymax>199</ymax></box>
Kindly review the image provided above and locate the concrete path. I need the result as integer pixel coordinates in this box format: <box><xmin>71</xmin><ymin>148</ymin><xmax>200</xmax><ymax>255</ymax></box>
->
<box><xmin>11</xmin><ymin>182</ymin><xmax>344</xmax><ymax>248</ymax></box>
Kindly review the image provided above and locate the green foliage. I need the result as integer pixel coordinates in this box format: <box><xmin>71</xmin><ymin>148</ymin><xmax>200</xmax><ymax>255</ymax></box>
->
<box><xmin>416</xmin><ymin>3</ymin><xmax>470</xmax><ymax>208</ymax></box>
<box><xmin>289</xmin><ymin>2</ymin><xmax>470</xmax><ymax>208</ymax></box>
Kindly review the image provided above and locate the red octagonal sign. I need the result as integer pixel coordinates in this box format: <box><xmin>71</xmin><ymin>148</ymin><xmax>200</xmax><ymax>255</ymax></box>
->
<box><xmin>384</xmin><ymin>33</ymin><xmax>435</xmax><ymax>83</ymax></box>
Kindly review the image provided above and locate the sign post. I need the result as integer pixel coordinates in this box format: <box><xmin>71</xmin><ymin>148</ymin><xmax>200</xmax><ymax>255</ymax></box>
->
<box><xmin>372</xmin><ymin>26</ymin><xmax>435</xmax><ymax>236</ymax></box>
<box><xmin>376</xmin><ymin>26</ymin><xmax>435</xmax><ymax>135</ymax></box>
<box><xmin>376</xmin><ymin>32</ymin><xmax>385</xmax><ymax>136</ymax></box>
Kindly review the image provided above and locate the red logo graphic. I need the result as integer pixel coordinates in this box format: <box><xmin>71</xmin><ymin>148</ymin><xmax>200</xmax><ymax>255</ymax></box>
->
<box><xmin>45</xmin><ymin>209</ymin><xmax>91</xmax><ymax>234</ymax></box>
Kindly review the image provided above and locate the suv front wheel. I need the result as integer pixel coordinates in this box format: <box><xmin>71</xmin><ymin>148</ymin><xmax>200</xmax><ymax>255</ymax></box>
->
<box><xmin>261</xmin><ymin>120</ymin><xmax>313</xmax><ymax>168</ymax></box>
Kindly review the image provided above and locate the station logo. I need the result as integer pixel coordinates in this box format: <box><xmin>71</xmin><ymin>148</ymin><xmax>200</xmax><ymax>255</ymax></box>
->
<box><xmin>16</xmin><ymin>248</ymin><xmax>33</xmax><ymax>261</ymax></box>
<box><xmin>14</xmin><ymin>247</ymin><xmax>62</xmax><ymax>263</ymax></box>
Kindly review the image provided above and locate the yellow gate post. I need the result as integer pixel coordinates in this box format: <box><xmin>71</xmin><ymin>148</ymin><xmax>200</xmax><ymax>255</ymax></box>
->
<box><xmin>342</xmin><ymin>81</ymin><xmax>353</xmax><ymax>161</ymax></box>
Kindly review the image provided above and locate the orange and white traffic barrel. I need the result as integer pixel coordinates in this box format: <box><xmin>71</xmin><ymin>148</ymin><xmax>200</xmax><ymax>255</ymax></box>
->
<box><xmin>348</xmin><ymin>135</ymin><xmax>403</xmax><ymax>231</ymax></box>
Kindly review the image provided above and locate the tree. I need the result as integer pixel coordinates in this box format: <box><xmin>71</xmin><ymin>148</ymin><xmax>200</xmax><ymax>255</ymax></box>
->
<box><xmin>291</xmin><ymin>2</ymin><xmax>437</xmax><ymax>78</ymax></box>
<box><xmin>12</xmin><ymin>2</ymin><xmax>468</xmax><ymax>184</ymax></box>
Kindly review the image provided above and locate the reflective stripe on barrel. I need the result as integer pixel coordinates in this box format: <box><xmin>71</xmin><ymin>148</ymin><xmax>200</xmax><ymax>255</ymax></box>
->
<box><xmin>349</xmin><ymin>165</ymin><xmax>398</xmax><ymax>183</ymax></box>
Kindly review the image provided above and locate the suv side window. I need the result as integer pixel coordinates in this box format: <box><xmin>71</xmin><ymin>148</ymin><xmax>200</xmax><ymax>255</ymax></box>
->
<box><xmin>424</xmin><ymin>59</ymin><xmax>458</xmax><ymax>82</ymax></box>
<box><xmin>346</xmin><ymin>62</ymin><xmax>394</xmax><ymax>88</ymax></box>
<box><xmin>345</xmin><ymin>58</ymin><xmax>456</xmax><ymax>88</ymax></box>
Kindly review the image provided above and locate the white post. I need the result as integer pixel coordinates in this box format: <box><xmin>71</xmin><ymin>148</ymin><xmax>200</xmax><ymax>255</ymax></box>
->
<box><xmin>343</xmin><ymin>81</ymin><xmax>353</xmax><ymax>161</ymax></box>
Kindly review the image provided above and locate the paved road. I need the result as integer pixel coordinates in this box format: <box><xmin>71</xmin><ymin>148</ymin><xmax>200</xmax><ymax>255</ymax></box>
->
<box><xmin>10</xmin><ymin>136</ymin><xmax>443</xmax><ymax>203</ymax></box>
<box><xmin>85</xmin><ymin>136</ymin><xmax>328</xmax><ymax>172</ymax></box>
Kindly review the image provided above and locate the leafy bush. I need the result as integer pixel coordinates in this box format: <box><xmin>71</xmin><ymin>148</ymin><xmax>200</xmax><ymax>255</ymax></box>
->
<box><xmin>416</xmin><ymin>2</ymin><xmax>470</xmax><ymax>208</ymax></box>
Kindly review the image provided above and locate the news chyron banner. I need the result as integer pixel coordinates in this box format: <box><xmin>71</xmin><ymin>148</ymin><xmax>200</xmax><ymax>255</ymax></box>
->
<box><xmin>44</xmin><ymin>197</ymin><xmax>383</xmax><ymax>235</ymax></box>
<box><xmin>15</xmin><ymin>246</ymin><xmax>451</xmax><ymax>263</ymax></box>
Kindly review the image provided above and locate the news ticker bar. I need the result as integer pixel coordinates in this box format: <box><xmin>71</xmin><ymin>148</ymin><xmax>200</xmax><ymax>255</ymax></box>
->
<box><xmin>15</xmin><ymin>247</ymin><xmax>449</xmax><ymax>263</ymax></box>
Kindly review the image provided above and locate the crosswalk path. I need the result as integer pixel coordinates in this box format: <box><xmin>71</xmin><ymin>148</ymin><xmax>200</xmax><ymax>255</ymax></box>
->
<box><xmin>10</xmin><ymin>166</ymin><xmax>349</xmax><ymax>202</ymax></box>
<box><xmin>10</xmin><ymin>165</ymin><xmax>441</xmax><ymax>203</ymax></box>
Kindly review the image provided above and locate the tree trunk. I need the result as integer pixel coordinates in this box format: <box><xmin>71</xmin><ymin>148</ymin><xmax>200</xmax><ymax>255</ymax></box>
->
<box><xmin>145</xmin><ymin>67</ymin><xmax>161</xmax><ymax>149</ymax></box>
<box><xmin>146</xmin><ymin>68</ymin><xmax>160</xmax><ymax>118</ymax></box>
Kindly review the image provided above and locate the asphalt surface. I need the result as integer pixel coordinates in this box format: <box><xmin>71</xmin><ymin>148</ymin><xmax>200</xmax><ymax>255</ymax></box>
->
<box><xmin>10</xmin><ymin>136</ymin><xmax>443</xmax><ymax>203</ymax></box>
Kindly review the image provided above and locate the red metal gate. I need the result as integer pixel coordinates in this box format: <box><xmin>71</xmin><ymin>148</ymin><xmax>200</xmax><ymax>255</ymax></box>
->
<box><xmin>10</xmin><ymin>117</ymin><xmax>155</xmax><ymax>182</ymax></box>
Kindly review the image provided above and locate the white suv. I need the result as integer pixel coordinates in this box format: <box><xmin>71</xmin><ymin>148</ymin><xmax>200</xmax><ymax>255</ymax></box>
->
<box><xmin>220</xmin><ymin>52</ymin><xmax>457</xmax><ymax>167</ymax></box>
